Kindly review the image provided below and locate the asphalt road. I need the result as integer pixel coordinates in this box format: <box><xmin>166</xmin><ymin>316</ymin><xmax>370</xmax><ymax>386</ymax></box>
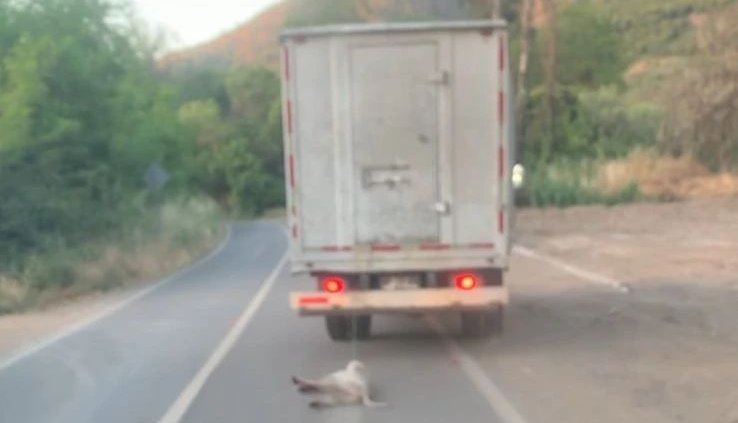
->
<box><xmin>0</xmin><ymin>222</ymin><xmax>517</xmax><ymax>423</ymax></box>
<box><xmin>2</xmin><ymin>218</ymin><xmax>735</xmax><ymax>423</ymax></box>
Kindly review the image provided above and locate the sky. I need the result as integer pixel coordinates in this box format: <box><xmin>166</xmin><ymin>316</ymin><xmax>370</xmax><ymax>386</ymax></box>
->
<box><xmin>133</xmin><ymin>0</ymin><xmax>281</xmax><ymax>50</ymax></box>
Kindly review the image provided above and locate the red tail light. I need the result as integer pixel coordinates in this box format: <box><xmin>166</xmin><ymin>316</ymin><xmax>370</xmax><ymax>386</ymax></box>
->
<box><xmin>454</xmin><ymin>273</ymin><xmax>479</xmax><ymax>291</ymax></box>
<box><xmin>321</xmin><ymin>277</ymin><xmax>346</xmax><ymax>294</ymax></box>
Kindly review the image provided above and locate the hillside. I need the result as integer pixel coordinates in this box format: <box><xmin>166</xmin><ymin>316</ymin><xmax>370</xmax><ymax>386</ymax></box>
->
<box><xmin>160</xmin><ymin>0</ymin><xmax>496</xmax><ymax>71</ymax></box>
<box><xmin>161</xmin><ymin>0</ymin><xmax>736</xmax><ymax>73</ymax></box>
<box><xmin>160</xmin><ymin>1</ymin><xmax>289</xmax><ymax>72</ymax></box>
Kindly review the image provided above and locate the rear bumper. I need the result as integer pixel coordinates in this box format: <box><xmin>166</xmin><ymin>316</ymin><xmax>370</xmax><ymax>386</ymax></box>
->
<box><xmin>290</xmin><ymin>286</ymin><xmax>508</xmax><ymax>316</ymax></box>
<box><xmin>292</xmin><ymin>258</ymin><xmax>506</xmax><ymax>274</ymax></box>
<box><xmin>290</xmin><ymin>248</ymin><xmax>509</xmax><ymax>274</ymax></box>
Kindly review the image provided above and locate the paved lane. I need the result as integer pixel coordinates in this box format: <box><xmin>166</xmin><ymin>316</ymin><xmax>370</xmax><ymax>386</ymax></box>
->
<box><xmin>0</xmin><ymin>222</ymin><xmax>510</xmax><ymax>423</ymax></box>
<box><xmin>0</xmin><ymin>223</ymin><xmax>286</xmax><ymax>423</ymax></box>
<box><xmin>181</xmin><ymin>266</ymin><xmax>498</xmax><ymax>423</ymax></box>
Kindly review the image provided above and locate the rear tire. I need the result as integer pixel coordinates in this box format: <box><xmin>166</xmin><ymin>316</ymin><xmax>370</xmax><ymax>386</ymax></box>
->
<box><xmin>461</xmin><ymin>306</ymin><xmax>503</xmax><ymax>338</ymax></box>
<box><xmin>325</xmin><ymin>315</ymin><xmax>371</xmax><ymax>341</ymax></box>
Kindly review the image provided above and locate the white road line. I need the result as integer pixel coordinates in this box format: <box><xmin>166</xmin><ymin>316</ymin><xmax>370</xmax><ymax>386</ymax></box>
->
<box><xmin>513</xmin><ymin>245</ymin><xmax>630</xmax><ymax>293</ymax></box>
<box><xmin>427</xmin><ymin>318</ymin><xmax>528</xmax><ymax>423</ymax></box>
<box><xmin>158</xmin><ymin>254</ymin><xmax>288</xmax><ymax>423</ymax></box>
<box><xmin>0</xmin><ymin>225</ymin><xmax>234</xmax><ymax>373</ymax></box>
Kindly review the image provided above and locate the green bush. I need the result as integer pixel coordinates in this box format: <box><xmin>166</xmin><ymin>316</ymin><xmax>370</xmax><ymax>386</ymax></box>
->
<box><xmin>562</xmin><ymin>86</ymin><xmax>662</xmax><ymax>159</ymax></box>
<box><xmin>524</xmin><ymin>86</ymin><xmax>661</xmax><ymax>167</ymax></box>
<box><xmin>522</xmin><ymin>159</ymin><xmax>641</xmax><ymax>207</ymax></box>
<box><xmin>0</xmin><ymin>196</ymin><xmax>222</xmax><ymax>313</ymax></box>
<box><xmin>23</xmin><ymin>251</ymin><xmax>77</xmax><ymax>290</ymax></box>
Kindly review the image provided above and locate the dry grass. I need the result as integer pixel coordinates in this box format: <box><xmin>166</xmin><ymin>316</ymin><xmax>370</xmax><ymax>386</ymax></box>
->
<box><xmin>0</xmin><ymin>197</ymin><xmax>223</xmax><ymax>314</ymax></box>
<box><xmin>598</xmin><ymin>149</ymin><xmax>738</xmax><ymax>199</ymax></box>
<box><xmin>261</xmin><ymin>207</ymin><xmax>287</xmax><ymax>219</ymax></box>
<box><xmin>0</xmin><ymin>276</ymin><xmax>29</xmax><ymax>314</ymax></box>
<box><xmin>62</xmin><ymin>237</ymin><xmax>211</xmax><ymax>301</ymax></box>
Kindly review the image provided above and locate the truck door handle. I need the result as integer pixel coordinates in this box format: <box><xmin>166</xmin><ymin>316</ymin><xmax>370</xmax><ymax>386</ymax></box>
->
<box><xmin>370</xmin><ymin>174</ymin><xmax>409</xmax><ymax>188</ymax></box>
<box><xmin>361</xmin><ymin>162</ymin><xmax>411</xmax><ymax>189</ymax></box>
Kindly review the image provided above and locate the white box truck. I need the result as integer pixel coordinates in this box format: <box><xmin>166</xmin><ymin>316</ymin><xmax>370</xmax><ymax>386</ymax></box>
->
<box><xmin>281</xmin><ymin>20</ymin><xmax>515</xmax><ymax>340</ymax></box>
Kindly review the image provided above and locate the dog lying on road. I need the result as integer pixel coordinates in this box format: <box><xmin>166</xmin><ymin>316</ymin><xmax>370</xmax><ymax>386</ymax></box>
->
<box><xmin>292</xmin><ymin>360</ymin><xmax>387</xmax><ymax>408</ymax></box>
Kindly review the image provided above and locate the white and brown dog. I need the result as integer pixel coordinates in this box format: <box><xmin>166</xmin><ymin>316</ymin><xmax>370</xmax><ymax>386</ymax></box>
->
<box><xmin>292</xmin><ymin>360</ymin><xmax>387</xmax><ymax>409</ymax></box>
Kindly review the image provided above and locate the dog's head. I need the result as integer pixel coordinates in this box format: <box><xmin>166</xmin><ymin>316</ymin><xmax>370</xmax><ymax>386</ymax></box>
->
<box><xmin>346</xmin><ymin>360</ymin><xmax>366</xmax><ymax>374</ymax></box>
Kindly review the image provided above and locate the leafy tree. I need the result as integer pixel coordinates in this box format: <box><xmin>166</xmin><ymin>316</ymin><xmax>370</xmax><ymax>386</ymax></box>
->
<box><xmin>226</xmin><ymin>66</ymin><xmax>283</xmax><ymax>181</ymax></box>
<box><xmin>556</xmin><ymin>2</ymin><xmax>625</xmax><ymax>89</ymax></box>
<box><xmin>0</xmin><ymin>36</ymin><xmax>57</xmax><ymax>153</ymax></box>
<box><xmin>175</xmin><ymin>66</ymin><xmax>285</xmax><ymax>215</ymax></box>
<box><xmin>170</xmin><ymin>67</ymin><xmax>230</xmax><ymax>111</ymax></box>
<box><xmin>0</xmin><ymin>0</ymin><xmax>194</xmax><ymax>268</ymax></box>
<box><xmin>660</xmin><ymin>3</ymin><xmax>738</xmax><ymax>170</ymax></box>
<box><xmin>523</xmin><ymin>1</ymin><xmax>630</xmax><ymax>165</ymax></box>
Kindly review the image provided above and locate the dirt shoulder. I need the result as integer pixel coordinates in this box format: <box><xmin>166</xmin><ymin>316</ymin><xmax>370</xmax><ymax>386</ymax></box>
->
<box><xmin>472</xmin><ymin>197</ymin><xmax>738</xmax><ymax>423</ymax></box>
<box><xmin>0</xmin><ymin>291</ymin><xmax>131</xmax><ymax>363</ymax></box>
<box><xmin>515</xmin><ymin>197</ymin><xmax>738</xmax><ymax>288</ymax></box>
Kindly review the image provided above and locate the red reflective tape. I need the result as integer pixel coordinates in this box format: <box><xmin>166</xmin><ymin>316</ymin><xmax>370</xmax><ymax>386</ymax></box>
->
<box><xmin>299</xmin><ymin>296</ymin><xmax>329</xmax><ymax>305</ymax></box>
<box><xmin>469</xmin><ymin>243</ymin><xmax>495</xmax><ymax>249</ymax></box>
<box><xmin>282</xmin><ymin>46</ymin><xmax>290</xmax><ymax>80</ymax></box>
<box><xmin>498</xmin><ymin>91</ymin><xmax>505</xmax><ymax>123</ymax></box>
<box><xmin>286</xmin><ymin>100</ymin><xmax>293</xmax><ymax>134</ymax></box>
<box><xmin>288</xmin><ymin>154</ymin><xmax>296</xmax><ymax>188</ymax></box>
<box><xmin>499</xmin><ymin>145</ymin><xmax>505</xmax><ymax>178</ymax></box>
<box><xmin>499</xmin><ymin>34</ymin><xmax>506</xmax><ymax>71</ymax></box>
<box><xmin>292</xmin><ymin>224</ymin><xmax>299</xmax><ymax>239</ymax></box>
<box><xmin>419</xmin><ymin>243</ymin><xmax>451</xmax><ymax>251</ymax></box>
<box><xmin>371</xmin><ymin>244</ymin><xmax>401</xmax><ymax>252</ymax></box>
<box><xmin>498</xmin><ymin>210</ymin><xmax>505</xmax><ymax>234</ymax></box>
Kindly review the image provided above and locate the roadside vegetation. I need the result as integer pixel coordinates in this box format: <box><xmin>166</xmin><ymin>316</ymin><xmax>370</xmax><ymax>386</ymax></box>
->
<box><xmin>517</xmin><ymin>0</ymin><xmax>738</xmax><ymax>206</ymax></box>
<box><xmin>0</xmin><ymin>0</ymin><xmax>283</xmax><ymax>313</ymax></box>
<box><xmin>0</xmin><ymin>197</ymin><xmax>222</xmax><ymax>314</ymax></box>
<box><xmin>2</xmin><ymin>0</ymin><xmax>738</xmax><ymax>311</ymax></box>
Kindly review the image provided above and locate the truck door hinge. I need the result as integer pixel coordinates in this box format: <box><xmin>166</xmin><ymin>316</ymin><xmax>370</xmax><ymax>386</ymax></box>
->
<box><xmin>427</xmin><ymin>70</ymin><xmax>450</xmax><ymax>86</ymax></box>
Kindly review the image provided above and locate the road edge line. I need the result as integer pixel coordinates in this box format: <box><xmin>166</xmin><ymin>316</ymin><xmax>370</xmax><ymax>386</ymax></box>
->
<box><xmin>427</xmin><ymin>318</ymin><xmax>528</xmax><ymax>423</ymax></box>
<box><xmin>513</xmin><ymin>245</ymin><xmax>629</xmax><ymax>293</ymax></box>
<box><xmin>158</xmin><ymin>253</ymin><xmax>288</xmax><ymax>423</ymax></box>
<box><xmin>0</xmin><ymin>225</ymin><xmax>234</xmax><ymax>373</ymax></box>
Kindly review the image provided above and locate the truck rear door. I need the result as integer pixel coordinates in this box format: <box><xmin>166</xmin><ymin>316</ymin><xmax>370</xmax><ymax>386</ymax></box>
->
<box><xmin>350</xmin><ymin>42</ymin><xmax>441</xmax><ymax>245</ymax></box>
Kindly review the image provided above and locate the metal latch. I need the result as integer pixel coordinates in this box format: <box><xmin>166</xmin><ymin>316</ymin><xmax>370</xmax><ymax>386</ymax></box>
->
<box><xmin>362</xmin><ymin>161</ymin><xmax>411</xmax><ymax>189</ymax></box>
